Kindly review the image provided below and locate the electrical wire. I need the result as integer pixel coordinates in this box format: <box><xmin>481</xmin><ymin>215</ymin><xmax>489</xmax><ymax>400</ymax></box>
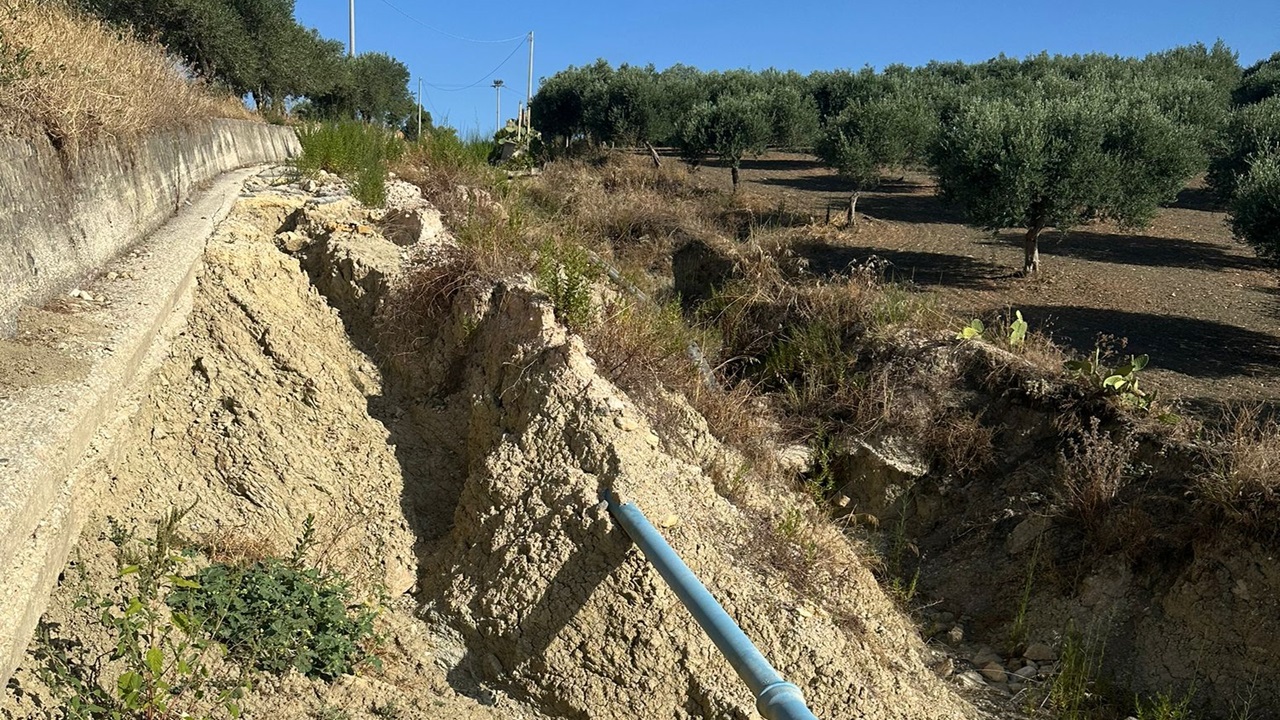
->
<box><xmin>425</xmin><ymin>38</ymin><xmax>527</xmax><ymax>92</ymax></box>
<box><xmin>372</xmin><ymin>0</ymin><xmax>526</xmax><ymax>44</ymax></box>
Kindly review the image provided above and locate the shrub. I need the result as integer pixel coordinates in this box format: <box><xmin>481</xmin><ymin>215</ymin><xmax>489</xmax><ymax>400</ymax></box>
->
<box><xmin>1229</xmin><ymin>149</ymin><xmax>1280</xmax><ymax>263</ymax></box>
<box><xmin>1208</xmin><ymin>97</ymin><xmax>1280</xmax><ymax>199</ymax></box>
<box><xmin>166</xmin><ymin>560</ymin><xmax>377</xmax><ymax>681</ymax></box>
<box><xmin>295</xmin><ymin>121</ymin><xmax>404</xmax><ymax>206</ymax></box>
<box><xmin>1057</xmin><ymin>418</ymin><xmax>1137</xmax><ymax>530</ymax></box>
<box><xmin>166</xmin><ymin>518</ymin><xmax>378</xmax><ymax>681</ymax></box>
<box><xmin>536</xmin><ymin>240</ymin><xmax>596</xmax><ymax>330</ymax></box>
<box><xmin>35</xmin><ymin>508</ymin><xmax>249</xmax><ymax>719</ymax></box>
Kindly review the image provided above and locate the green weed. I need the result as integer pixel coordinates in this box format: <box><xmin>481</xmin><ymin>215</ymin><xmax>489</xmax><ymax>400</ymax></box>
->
<box><xmin>167</xmin><ymin>518</ymin><xmax>379</xmax><ymax>681</ymax></box>
<box><xmin>1010</xmin><ymin>534</ymin><xmax>1042</xmax><ymax>651</ymax></box>
<box><xmin>1044</xmin><ymin>623</ymin><xmax>1108</xmax><ymax>720</ymax></box>
<box><xmin>35</xmin><ymin>506</ymin><xmax>249</xmax><ymax>720</ymax></box>
<box><xmin>536</xmin><ymin>240</ymin><xmax>596</xmax><ymax>330</ymax></box>
<box><xmin>1135</xmin><ymin>688</ymin><xmax>1195</xmax><ymax>720</ymax></box>
<box><xmin>295</xmin><ymin>121</ymin><xmax>404</xmax><ymax>207</ymax></box>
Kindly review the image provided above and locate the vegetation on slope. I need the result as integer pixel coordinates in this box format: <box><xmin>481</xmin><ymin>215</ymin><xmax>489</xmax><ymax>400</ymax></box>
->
<box><xmin>0</xmin><ymin>0</ymin><xmax>251</xmax><ymax>150</ymax></box>
<box><xmin>75</xmin><ymin>0</ymin><xmax>417</xmax><ymax>131</ymax></box>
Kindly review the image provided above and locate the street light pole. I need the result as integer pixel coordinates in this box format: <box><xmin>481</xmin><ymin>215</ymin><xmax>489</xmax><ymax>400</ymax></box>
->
<box><xmin>417</xmin><ymin>78</ymin><xmax>423</xmax><ymax>139</ymax></box>
<box><xmin>348</xmin><ymin>0</ymin><xmax>355</xmax><ymax>56</ymax></box>
<box><xmin>525</xmin><ymin>31</ymin><xmax>534</xmax><ymax>132</ymax></box>
<box><xmin>492</xmin><ymin>79</ymin><xmax>504</xmax><ymax>135</ymax></box>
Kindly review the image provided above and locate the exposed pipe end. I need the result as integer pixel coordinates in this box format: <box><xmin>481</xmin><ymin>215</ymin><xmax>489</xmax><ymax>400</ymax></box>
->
<box><xmin>756</xmin><ymin>681</ymin><xmax>819</xmax><ymax>720</ymax></box>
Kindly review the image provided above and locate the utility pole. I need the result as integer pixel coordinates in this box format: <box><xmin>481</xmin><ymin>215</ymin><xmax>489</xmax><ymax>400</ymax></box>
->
<box><xmin>348</xmin><ymin>0</ymin><xmax>355</xmax><ymax>56</ymax></box>
<box><xmin>525</xmin><ymin>31</ymin><xmax>534</xmax><ymax>132</ymax></box>
<box><xmin>492</xmin><ymin>79</ymin><xmax>504</xmax><ymax>135</ymax></box>
<box><xmin>417</xmin><ymin>78</ymin><xmax>423</xmax><ymax>140</ymax></box>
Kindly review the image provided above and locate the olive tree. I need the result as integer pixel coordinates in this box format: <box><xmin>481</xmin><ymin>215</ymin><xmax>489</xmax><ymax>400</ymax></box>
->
<box><xmin>1234</xmin><ymin>52</ymin><xmax>1280</xmax><ymax>107</ymax></box>
<box><xmin>1230</xmin><ymin>150</ymin><xmax>1280</xmax><ymax>262</ymax></box>
<box><xmin>1208</xmin><ymin>96</ymin><xmax>1280</xmax><ymax>199</ymax></box>
<box><xmin>676</xmin><ymin>93</ymin><xmax>771</xmax><ymax>191</ymax></box>
<box><xmin>815</xmin><ymin>94</ymin><xmax>935</xmax><ymax>197</ymax></box>
<box><xmin>932</xmin><ymin>92</ymin><xmax>1200</xmax><ymax>274</ymax></box>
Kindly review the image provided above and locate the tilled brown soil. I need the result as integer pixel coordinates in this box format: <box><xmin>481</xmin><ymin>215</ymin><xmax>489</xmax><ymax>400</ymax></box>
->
<box><xmin>697</xmin><ymin>152</ymin><xmax>1280</xmax><ymax>416</ymax></box>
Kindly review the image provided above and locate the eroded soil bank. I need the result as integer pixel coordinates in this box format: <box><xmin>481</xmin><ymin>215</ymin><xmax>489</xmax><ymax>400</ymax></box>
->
<box><xmin>2</xmin><ymin>169</ymin><xmax>983</xmax><ymax>719</ymax></box>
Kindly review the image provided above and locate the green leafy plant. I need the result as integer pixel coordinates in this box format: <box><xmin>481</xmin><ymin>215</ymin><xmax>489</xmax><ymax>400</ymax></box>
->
<box><xmin>536</xmin><ymin>241</ymin><xmax>596</xmax><ymax>330</ymax></box>
<box><xmin>1065</xmin><ymin>349</ymin><xmax>1157</xmax><ymax>409</ymax></box>
<box><xmin>35</xmin><ymin>507</ymin><xmax>249</xmax><ymax>720</ymax></box>
<box><xmin>1136</xmin><ymin>688</ymin><xmax>1196</xmax><ymax>720</ymax></box>
<box><xmin>166</xmin><ymin>520</ymin><xmax>379</xmax><ymax>682</ymax></box>
<box><xmin>955</xmin><ymin>318</ymin><xmax>984</xmax><ymax>340</ymax></box>
<box><xmin>1008</xmin><ymin>310</ymin><xmax>1028</xmax><ymax>347</ymax></box>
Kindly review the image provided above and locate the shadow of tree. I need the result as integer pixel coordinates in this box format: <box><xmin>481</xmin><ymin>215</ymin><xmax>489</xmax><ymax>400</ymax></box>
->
<box><xmin>1019</xmin><ymin>305</ymin><xmax>1280</xmax><ymax>378</ymax></box>
<box><xmin>1168</xmin><ymin>186</ymin><xmax>1227</xmax><ymax>213</ymax></box>
<box><xmin>791</xmin><ymin>240</ymin><xmax>1008</xmax><ymax>289</ymax></box>
<box><xmin>978</xmin><ymin>229</ymin><xmax>1265</xmax><ymax>272</ymax></box>
<box><xmin>857</xmin><ymin>192</ymin><xmax>967</xmax><ymax>224</ymax></box>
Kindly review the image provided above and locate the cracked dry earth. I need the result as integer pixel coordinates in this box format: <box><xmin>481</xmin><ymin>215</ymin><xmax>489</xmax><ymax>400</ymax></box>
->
<box><xmin>2</xmin><ymin>168</ymin><xmax>989</xmax><ymax>719</ymax></box>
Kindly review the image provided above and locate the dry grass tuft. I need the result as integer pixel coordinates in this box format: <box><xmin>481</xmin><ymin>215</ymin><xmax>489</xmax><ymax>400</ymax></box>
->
<box><xmin>378</xmin><ymin>243</ymin><xmax>484</xmax><ymax>358</ymax></box>
<box><xmin>200</xmin><ymin>528</ymin><xmax>278</xmax><ymax>567</ymax></box>
<box><xmin>1196</xmin><ymin>405</ymin><xmax>1280</xmax><ymax>530</ymax></box>
<box><xmin>1057</xmin><ymin>417</ymin><xmax>1138</xmax><ymax>531</ymax></box>
<box><xmin>0</xmin><ymin>0</ymin><xmax>253</xmax><ymax>151</ymax></box>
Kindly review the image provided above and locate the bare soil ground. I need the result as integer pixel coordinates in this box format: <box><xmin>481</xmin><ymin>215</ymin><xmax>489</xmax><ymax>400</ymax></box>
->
<box><xmin>697</xmin><ymin>152</ymin><xmax>1280</xmax><ymax>416</ymax></box>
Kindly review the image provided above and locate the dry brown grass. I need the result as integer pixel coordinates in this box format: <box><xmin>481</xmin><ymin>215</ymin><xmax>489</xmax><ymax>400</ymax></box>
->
<box><xmin>0</xmin><ymin>0</ymin><xmax>252</xmax><ymax>151</ymax></box>
<box><xmin>1196</xmin><ymin>405</ymin><xmax>1280</xmax><ymax>530</ymax></box>
<box><xmin>1057</xmin><ymin>417</ymin><xmax>1139</xmax><ymax>531</ymax></box>
<box><xmin>199</xmin><ymin>528</ymin><xmax>278</xmax><ymax>567</ymax></box>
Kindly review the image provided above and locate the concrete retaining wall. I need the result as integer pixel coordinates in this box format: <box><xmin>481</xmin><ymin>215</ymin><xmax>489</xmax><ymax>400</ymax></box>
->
<box><xmin>0</xmin><ymin>119</ymin><xmax>296</xmax><ymax>684</ymax></box>
<box><xmin>0</xmin><ymin>119</ymin><xmax>299</xmax><ymax>336</ymax></box>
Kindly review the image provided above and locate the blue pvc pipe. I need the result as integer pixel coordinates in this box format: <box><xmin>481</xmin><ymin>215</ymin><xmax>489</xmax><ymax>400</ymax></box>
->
<box><xmin>606</xmin><ymin>492</ymin><xmax>820</xmax><ymax>720</ymax></box>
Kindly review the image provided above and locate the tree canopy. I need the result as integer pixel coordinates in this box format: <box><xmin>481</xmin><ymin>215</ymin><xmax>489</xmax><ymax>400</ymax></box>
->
<box><xmin>932</xmin><ymin>91</ymin><xmax>1201</xmax><ymax>274</ymax></box>
<box><xmin>676</xmin><ymin>93</ymin><xmax>772</xmax><ymax>190</ymax></box>
<box><xmin>76</xmin><ymin>0</ymin><xmax>414</xmax><ymax>127</ymax></box>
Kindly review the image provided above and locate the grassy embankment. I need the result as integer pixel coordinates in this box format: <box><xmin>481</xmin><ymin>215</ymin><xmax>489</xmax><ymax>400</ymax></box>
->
<box><xmin>0</xmin><ymin>0</ymin><xmax>251</xmax><ymax>151</ymax></box>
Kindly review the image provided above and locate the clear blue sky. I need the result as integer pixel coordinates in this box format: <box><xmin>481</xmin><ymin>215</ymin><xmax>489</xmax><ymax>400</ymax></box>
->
<box><xmin>295</xmin><ymin>0</ymin><xmax>1279</xmax><ymax>136</ymax></box>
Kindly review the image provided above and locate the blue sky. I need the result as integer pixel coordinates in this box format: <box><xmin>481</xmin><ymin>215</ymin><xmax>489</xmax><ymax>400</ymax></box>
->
<box><xmin>295</xmin><ymin>0</ymin><xmax>1279</xmax><ymax>136</ymax></box>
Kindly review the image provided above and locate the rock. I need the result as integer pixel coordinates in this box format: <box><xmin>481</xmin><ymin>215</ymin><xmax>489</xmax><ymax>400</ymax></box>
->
<box><xmin>1008</xmin><ymin>681</ymin><xmax>1026</xmax><ymax>693</ymax></box>
<box><xmin>945</xmin><ymin>626</ymin><xmax>964</xmax><ymax>644</ymax></box>
<box><xmin>955</xmin><ymin>670</ymin><xmax>987</xmax><ymax>690</ymax></box>
<box><xmin>659</xmin><ymin>514</ymin><xmax>680</xmax><ymax>529</ymax></box>
<box><xmin>830</xmin><ymin>435</ymin><xmax>929</xmax><ymax>520</ymax></box>
<box><xmin>1024</xmin><ymin>643</ymin><xmax>1057</xmax><ymax>662</ymax></box>
<box><xmin>301</xmin><ymin>178</ymin><xmax>320</xmax><ymax>193</ymax></box>
<box><xmin>106</xmin><ymin>271</ymin><xmax>119</xmax><ymax>280</ymax></box>
<box><xmin>777</xmin><ymin>444</ymin><xmax>812</xmax><ymax>476</ymax></box>
<box><xmin>275</xmin><ymin>231</ymin><xmax>313</xmax><ymax>253</ymax></box>
<box><xmin>614</xmin><ymin>416</ymin><xmax>639</xmax><ymax>432</ymax></box>
<box><xmin>1014</xmin><ymin>664</ymin><xmax>1038</xmax><ymax>680</ymax></box>
<box><xmin>378</xmin><ymin>205</ymin><xmax>447</xmax><ymax>247</ymax></box>
<box><xmin>1006</xmin><ymin>514</ymin><xmax>1052</xmax><ymax>555</ymax></box>
<box><xmin>971</xmin><ymin>649</ymin><xmax>1002</xmax><ymax>667</ymax></box>
<box><xmin>930</xmin><ymin>657</ymin><xmax>954</xmax><ymax>678</ymax></box>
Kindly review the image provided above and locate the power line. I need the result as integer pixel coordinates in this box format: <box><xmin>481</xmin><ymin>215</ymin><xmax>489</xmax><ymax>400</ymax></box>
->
<box><xmin>372</xmin><ymin>0</ymin><xmax>526</xmax><ymax>44</ymax></box>
<box><xmin>426</xmin><ymin>38</ymin><xmax>527</xmax><ymax>92</ymax></box>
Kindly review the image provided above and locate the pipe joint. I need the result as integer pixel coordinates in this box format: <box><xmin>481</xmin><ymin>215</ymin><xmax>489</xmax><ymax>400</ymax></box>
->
<box><xmin>756</xmin><ymin>681</ymin><xmax>818</xmax><ymax>720</ymax></box>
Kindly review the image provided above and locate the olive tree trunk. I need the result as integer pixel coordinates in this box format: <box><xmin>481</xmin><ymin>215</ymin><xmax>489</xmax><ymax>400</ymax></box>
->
<box><xmin>1023</xmin><ymin>223</ymin><xmax>1046</xmax><ymax>275</ymax></box>
<box><xmin>730</xmin><ymin>164</ymin><xmax>740</xmax><ymax>192</ymax></box>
